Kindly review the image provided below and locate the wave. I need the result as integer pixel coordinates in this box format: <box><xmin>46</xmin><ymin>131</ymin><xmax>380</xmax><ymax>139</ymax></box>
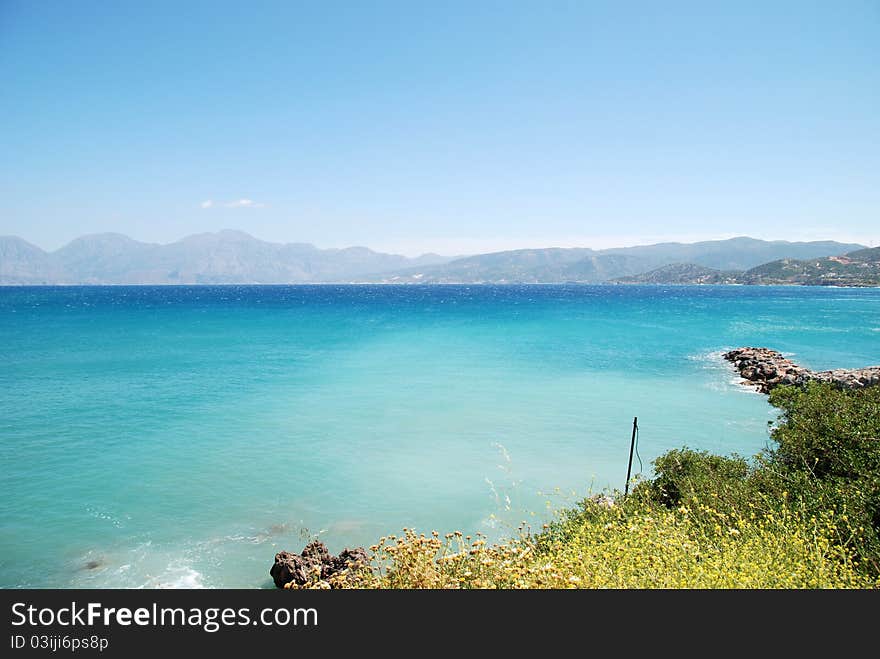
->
<box><xmin>141</xmin><ymin>565</ymin><xmax>205</xmax><ymax>589</ymax></box>
<box><xmin>68</xmin><ymin>518</ymin><xmax>321</xmax><ymax>588</ymax></box>
<box><xmin>67</xmin><ymin>540</ymin><xmax>207</xmax><ymax>589</ymax></box>
<box><xmin>687</xmin><ymin>349</ymin><xmax>763</xmax><ymax>394</ymax></box>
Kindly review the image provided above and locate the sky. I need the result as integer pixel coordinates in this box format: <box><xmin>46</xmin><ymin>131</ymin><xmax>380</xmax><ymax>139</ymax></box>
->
<box><xmin>1</xmin><ymin>1</ymin><xmax>878</xmax><ymax>256</ymax></box>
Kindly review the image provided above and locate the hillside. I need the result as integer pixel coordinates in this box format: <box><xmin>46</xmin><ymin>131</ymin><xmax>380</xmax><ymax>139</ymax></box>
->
<box><xmin>739</xmin><ymin>247</ymin><xmax>880</xmax><ymax>286</ymax></box>
<box><xmin>371</xmin><ymin>248</ymin><xmax>652</xmax><ymax>284</ymax></box>
<box><xmin>599</xmin><ymin>236</ymin><xmax>863</xmax><ymax>271</ymax></box>
<box><xmin>613</xmin><ymin>263</ymin><xmax>740</xmax><ymax>285</ymax></box>
<box><xmin>613</xmin><ymin>247</ymin><xmax>880</xmax><ymax>287</ymax></box>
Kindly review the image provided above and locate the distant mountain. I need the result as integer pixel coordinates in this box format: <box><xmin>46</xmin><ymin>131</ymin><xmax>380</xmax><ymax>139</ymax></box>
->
<box><xmin>372</xmin><ymin>249</ymin><xmax>655</xmax><ymax>283</ymax></box>
<box><xmin>0</xmin><ymin>236</ymin><xmax>58</xmax><ymax>284</ymax></box>
<box><xmin>53</xmin><ymin>233</ymin><xmax>162</xmax><ymax>284</ymax></box>
<box><xmin>600</xmin><ymin>236</ymin><xmax>866</xmax><ymax>271</ymax></box>
<box><xmin>369</xmin><ymin>238</ymin><xmax>866</xmax><ymax>284</ymax></box>
<box><xmin>612</xmin><ymin>247</ymin><xmax>880</xmax><ymax>287</ymax></box>
<box><xmin>613</xmin><ymin>263</ymin><xmax>740</xmax><ymax>285</ymax></box>
<box><xmin>0</xmin><ymin>233</ymin><xmax>869</xmax><ymax>285</ymax></box>
<box><xmin>0</xmin><ymin>231</ymin><xmax>454</xmax><ymax>284</ymax></box>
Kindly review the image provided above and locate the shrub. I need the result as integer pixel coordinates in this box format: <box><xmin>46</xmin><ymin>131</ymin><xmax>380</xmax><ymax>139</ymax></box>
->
<box><xmin>645</xmin><ymin>447</ymin><xmax>750</xmax><ymax>510</ymax></box>
<box><xmin>763</xmin><ymin>383</ymin><xmax>880</xmax><ymax>574</ymax></box>
<box><xmin>767</xmin><ymin>382</ymin><xmax>880</xmax><ymax>480</ymax></box>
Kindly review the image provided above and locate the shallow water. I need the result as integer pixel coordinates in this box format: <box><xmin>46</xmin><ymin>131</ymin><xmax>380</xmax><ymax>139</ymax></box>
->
<box><xmin>1</xmin><ymin>284</ymin><xmax>877</xmax><ymax>587</ymax></box>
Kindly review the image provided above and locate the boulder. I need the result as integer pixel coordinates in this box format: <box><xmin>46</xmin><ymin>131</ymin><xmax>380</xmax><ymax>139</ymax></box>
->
<box><xmin>271</xmin><ymin>540</ymin><xmax>368</xmax><ymax>589</ymax></box>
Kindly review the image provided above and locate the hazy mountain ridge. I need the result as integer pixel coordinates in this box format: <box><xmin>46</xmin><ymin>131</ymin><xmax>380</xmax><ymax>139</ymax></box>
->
<box><xmin>598</xmin><ymin>237</ymin><xmax>864</xmax><ymax>271</ymax></box>
<box><xmin>0</xmin><ymin>231</ymin><xmax>454</xmax><ymax>284</ymax></box>
<box><xmin>0</xmin><ymin>236</ymin><xmax>62</xmax><ymax>284</ymax></box>
<box><xmin>0</xmin><ymin>232</ymin><xmax>868</xmax><ymax>285</ymax></box>
<box><xmin>367</xmin><ymin>237</ymin><xmax>866</xmax><ymax>284</ymax></box>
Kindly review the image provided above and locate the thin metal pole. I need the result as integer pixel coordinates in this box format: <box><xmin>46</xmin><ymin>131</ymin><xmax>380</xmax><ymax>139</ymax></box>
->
<box><xmin>625</xmin><ymin>416</ymin><xmax>638</xmax><ymax>496</ymax></box>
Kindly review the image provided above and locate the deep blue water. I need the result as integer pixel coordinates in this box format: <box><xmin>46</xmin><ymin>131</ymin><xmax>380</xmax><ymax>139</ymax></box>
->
<box><xmin>1</xmin><ymin>284</ymin><xmax>878</xmax><ymax>587</ymax></box>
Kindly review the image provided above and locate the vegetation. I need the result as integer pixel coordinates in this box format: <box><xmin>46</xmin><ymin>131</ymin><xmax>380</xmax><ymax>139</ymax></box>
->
<box><xmin>287</xmin><ymin>382</ymin><xmax>880</xmax><ymax>589</ymax></box>
<box><xmin>614</xmin><ymin>263</ymin><xmax>740</xmax><ymax>285</ymax></box>
<box><xmin>740</xmin><ymin>247</ymin><xmax>880</xmax><ymax>286</ymax></box>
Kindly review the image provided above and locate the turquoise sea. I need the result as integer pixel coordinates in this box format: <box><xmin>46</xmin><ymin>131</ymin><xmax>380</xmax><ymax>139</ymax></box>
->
<box><xmin>1</xmin><ymin>284</ymin><xmax>878</xmax><ymax>588</ymax></box>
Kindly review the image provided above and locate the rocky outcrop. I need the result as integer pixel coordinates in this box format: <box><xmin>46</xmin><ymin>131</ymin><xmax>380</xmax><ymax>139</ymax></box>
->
<box><xmin>811</xmin><ymin>368</ymin><xmax>880</xmax><ymax>390</ymax></box>
<box><xmin>270</xmin><ymin>541</ymin><xmax>368</xmax><ymax>589</ymax></box>
<box><xmin>723</xmin><ymin>347</ymin><xmax>880</xmax><ymax>393</ymax></box>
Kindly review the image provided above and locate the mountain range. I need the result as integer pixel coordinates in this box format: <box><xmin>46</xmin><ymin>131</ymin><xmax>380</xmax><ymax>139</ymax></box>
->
<box><xmin>367</xmin><ymin>237</ymin><xmax>865</xmax><ymax>284</ymax></box>
<box><xmin>0</xmin><ymin>231</ymin><xmax>452</xmax><ymax>285</ymax></box>
<box><xmin>0</xmin><ymin>232</ymin><xmax>868</xmax><ymax>285</ymax></box>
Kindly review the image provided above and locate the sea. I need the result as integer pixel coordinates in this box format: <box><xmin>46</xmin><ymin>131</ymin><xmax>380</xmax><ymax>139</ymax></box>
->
<box><xmin>1</xmin><ymin>284</ymin><xmax>878</xmax><ymax>588</ymax></box>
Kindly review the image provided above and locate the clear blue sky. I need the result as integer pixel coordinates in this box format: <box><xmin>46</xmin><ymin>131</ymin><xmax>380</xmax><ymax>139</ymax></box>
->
<box><xmin>1</xmin><ymin>1</ymin><xmax>878</xmax><ymax>255</ymax></box>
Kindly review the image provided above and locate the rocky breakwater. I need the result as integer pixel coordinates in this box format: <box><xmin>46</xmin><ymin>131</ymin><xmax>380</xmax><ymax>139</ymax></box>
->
<box><xmin>723</xmin><ymin>347</ymin><xmax>880</xmax><ymax>394</ymax></box>
<box><xmin>270</xmin><ymin>540</ymin><xmax>368</xmax><ymax>589</ymax></box>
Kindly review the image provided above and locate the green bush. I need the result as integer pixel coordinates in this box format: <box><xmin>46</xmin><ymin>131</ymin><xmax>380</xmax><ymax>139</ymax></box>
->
<box><xmin>761</xmin><ymin>383</ymin><xmax>880</xmax><ymax>574</ymax></box>
<box><xmin>645</xmin><ymin>448</ymin><xmax>750</xmax><ymax>510</ymax></box>
<box><xmin>767</xmin><ymin>382</ymin><xmax>880</xmax><ymax>480</ymax></box>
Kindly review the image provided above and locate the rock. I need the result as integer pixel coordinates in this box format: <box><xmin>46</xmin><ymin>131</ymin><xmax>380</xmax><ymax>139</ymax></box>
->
<box><xmin>333</xmin><ymin>547</ymin><xmax>369</xmax><ymax>573</ymax></box>
<box><xmin>270</xmin><ymin>541</ymin><xmax>368</xmax><ymax>589</ymax></box>
<box><xmin>723</xmin><ymin>347</ymin><xmax>880</xmax><ymax>394</ymax></box>
<box><xmin>269</xmin><ymin>551</ymin><xmax>316</xmax><ymax>588</ymax></box>
<box><xmin>301</xmin><ymin>539</ymin><xmax>331</xmax><ymax>564</ymax></box>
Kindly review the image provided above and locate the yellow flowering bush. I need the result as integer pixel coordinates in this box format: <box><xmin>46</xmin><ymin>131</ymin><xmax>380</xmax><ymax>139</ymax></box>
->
<box><xmin>331</xmin><ymin>496</ymin><xmax>875</xmax><ymax>589</ymax></box>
